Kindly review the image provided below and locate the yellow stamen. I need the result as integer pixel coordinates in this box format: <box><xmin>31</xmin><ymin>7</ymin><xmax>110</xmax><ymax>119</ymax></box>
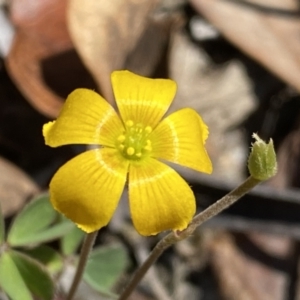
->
<box><xmin>145</xmin><ymin>126</ymin><xmax>152</xmax><ymax>133</ymax></box>
<box><xmin>136</xmin><ymin>152</ymin><xmax>142</xmax><ymax>157</ymax></box>
<box><xmin>127</xmin><ymin>147</ymin><xmax>135</xmax><ymax>156</ymax></box>
<box><xmin>126</xmin><ymin>120</ymin><xmax>134</xmax><ymax>127</ymax></box>
<box><xmin>144</xmin><ymin>145</ymin><xmax>152</xmax><ymax>152</ymax></box>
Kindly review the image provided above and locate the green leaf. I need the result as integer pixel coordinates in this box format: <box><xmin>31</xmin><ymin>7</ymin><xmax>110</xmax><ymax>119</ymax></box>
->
<box><xmin>83</xmin><ymin>245</ymin><xmax>128</xmax><ymax>293</ymax></box>
<box><xmin>23</xmin><ymin>245</ymin><xmax>63</xmax><ymax>274</ymax></box>
<box><xmin>0</xmin><ymin>203</ymin><xmax>5</xmax><ymax>243</ymax></box>
<box><xmin>0</xmin><ymin>252</ymin><xmax>33</xmax><ymax>300</ymax></box>
<box><xmin>10</xmin><ymin>251</ymin><xmax>54</xmax><ymax>300</ymax></box>
<box><xmin>9</xmin><ymin>220</ymin><xmax>75</xmax><ymax>247</ymax></box>
<box><xmin>7</xmin><ymin>194</ymin><xmax>57</xmax><ymax>246</ymax></box>
<box><xmin>61</xmin><ymin>225</ymin><xmax>85</xmax><ymax>256</ymax></box>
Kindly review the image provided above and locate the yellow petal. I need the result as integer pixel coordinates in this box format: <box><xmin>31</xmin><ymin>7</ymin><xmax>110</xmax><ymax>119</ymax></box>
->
<box><xmin>151</xmin><ymin>108</ymin><xmax>213</xmax><ymax>174</ymax></box>
<box><xmin>49</xmin><ymin>148</ymin><xmax>129</xmax><ymax>233</ymax></box>
<box><xmin>111</xmin><ymin>70</ymin><xmax>177</xmax><ymax>128</ymax></box>
<box><xmin>129</xmin><ymin>158</ymin><xmax>196</xmax><ymax>236</ymax></box>
<box><xmin>43</xmin><ymin>89</ymin><xmax>124</xmax><ymax>148</ymax></box>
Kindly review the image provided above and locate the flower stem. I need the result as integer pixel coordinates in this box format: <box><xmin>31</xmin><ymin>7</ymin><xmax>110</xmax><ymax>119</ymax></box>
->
<box><xmin>189</xmin><ymin>176</ymin><xmax>261</xmax><ymax>230</ymax></box>
<box><xmin>118</xmin><ymin>176</ymin><xmax>261</xmax><ymax>300</ymax></box>
<box><xmin>66</xmin><ymin>231</ymin><xmax>98</xmax><ymax>300</ymax></box>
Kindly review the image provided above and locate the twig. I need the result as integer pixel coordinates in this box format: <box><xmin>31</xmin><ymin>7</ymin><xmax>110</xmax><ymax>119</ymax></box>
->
<box><xmin>66</xmin><ymin>231</ymin><xmax>98</xmax><ymax>300</ymax></box>
<box><xmin>121</xmin><ymin>226</ymin><xmax>172</xmax><ymax>300</ymax></box>
<box><xmin>118</xmin><ymin>176</ymin><xmax>261</xmax><ymax>300</ymax></box>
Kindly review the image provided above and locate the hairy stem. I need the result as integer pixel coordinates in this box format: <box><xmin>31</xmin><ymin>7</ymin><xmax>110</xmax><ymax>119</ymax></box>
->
<box><xmin>118</xmin><ymin>176</ymin><xmax>261</xmax><ymax>300</ymax></box>
<box><xmin>66</xmin><ymin>231</ymin><xmax>98</xmax><ymax>300</ymax></box>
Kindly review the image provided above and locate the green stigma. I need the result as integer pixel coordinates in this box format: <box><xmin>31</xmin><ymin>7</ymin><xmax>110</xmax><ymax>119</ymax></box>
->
<box><xmin>116</xmin><ymin>120</ymin><xmax>153</xmax><ymax>160</ymax></box>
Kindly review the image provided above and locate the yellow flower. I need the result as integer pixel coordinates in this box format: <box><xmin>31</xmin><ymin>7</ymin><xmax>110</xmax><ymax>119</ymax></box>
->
<box><xmin>43</xmin><ymin>71</ymin><xmax>212</xmax><ymax>236</ymax></box>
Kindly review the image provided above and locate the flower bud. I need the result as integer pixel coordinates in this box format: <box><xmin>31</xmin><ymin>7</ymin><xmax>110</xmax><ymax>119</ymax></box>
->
<box><xmin>248</xmin><ymin>133</ymin><xmax>277</xmax><ymax>180</ymax></box>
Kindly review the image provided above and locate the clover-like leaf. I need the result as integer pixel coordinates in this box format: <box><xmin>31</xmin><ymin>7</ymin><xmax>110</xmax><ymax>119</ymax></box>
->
<box><xmin>83</xmin><ymin>244</ymin><xmax>128</xmax><ymax>293</ymax></box>
<box><xmin>61</xmin><ymin>225</ymin><xmax>85</xmax><ymax>256</ymax></box>
<box><xmin>7</xmin><ymin>194</ymin><xmax>74</xmax><ymax>246</ymax></box>
<box><xmin>10</xmin><ymin>250</ymin><xmax>54</xmax><ymax>300</ymax></box>
<box><xmin>12</xmin><ymin>220</ymin><xmax>74</xmax><ymax>247</ymax></box>
<box><xmin>0</xmin><ymin>252</ymin><xmax>33</xmax><ymax>300</ymax></box>
<box><xmin>7</xmin><ymin>194</ymin><xmax>57</xmax><ymax>246</ymax></box>
<box><xmin>23</xmin><ymin>245</ymin><xmax>63</xmax><ymax>274</ymax></box>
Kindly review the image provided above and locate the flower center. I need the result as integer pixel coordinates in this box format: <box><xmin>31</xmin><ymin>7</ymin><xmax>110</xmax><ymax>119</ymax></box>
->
<box><xmin>116</xmin><ymin>120</ymin><xmax>153</xmax><ymax>160</ymax></box>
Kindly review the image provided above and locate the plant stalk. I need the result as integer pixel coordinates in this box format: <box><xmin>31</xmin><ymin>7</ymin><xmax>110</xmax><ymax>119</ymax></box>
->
<box><xmin>118</xmin><ymin>176</ymin><xmax>261</xmax><ymax>300</ymax></box>
<box><xmin>66</xmin><ymin>231</ymin><xmax>98</xmax><ymax>300</ymax></box>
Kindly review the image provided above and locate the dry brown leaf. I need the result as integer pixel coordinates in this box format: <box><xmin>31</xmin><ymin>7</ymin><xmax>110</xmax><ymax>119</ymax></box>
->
<box><xmin>209</xmin><ymin>232</ymin><xmax>293</xmax><ymax>300</ymax></box>
<box><xmin>169</xmin><ymin>30</ymin><xmax>257</xmax><ymax>181</ymax></box>
<box><xmin>6</xmin><ymin>0</ymin><xmax>73</xmax><ymax>118</ymax></box>
<box><xmin>189</xmin><ymin>0</ymin><xmax>300</xmax><ymax>92</ymax></box>
<box><xmin>67</xmin><ymin>0</ymin><xmax>163</xmax><ymax>103</ymax></box>
<box><xmin>0</xmin><ymin>157</ymin><xmax>39</xmax><ymax>217</ymax></box>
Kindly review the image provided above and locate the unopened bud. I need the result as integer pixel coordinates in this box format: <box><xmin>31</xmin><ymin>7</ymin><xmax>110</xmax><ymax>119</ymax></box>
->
<box><xmin>248</xmin><ymin>133</ymin><xmax>277</xmax><ymax>180</ymax></box>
